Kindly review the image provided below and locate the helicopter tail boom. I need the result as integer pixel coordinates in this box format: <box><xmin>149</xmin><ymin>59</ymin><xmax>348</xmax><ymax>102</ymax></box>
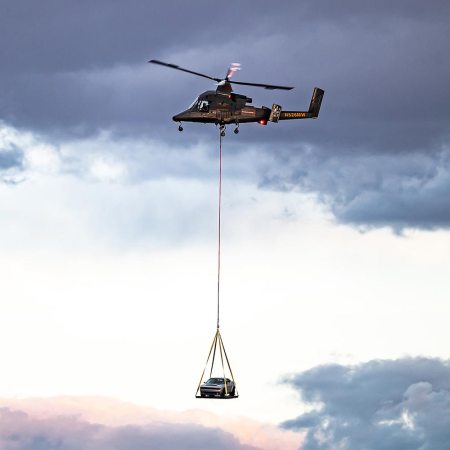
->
<box><xmin>278</xmin><ymin>87</ymin><xmax>324</xmax><ymax>120</ymax></box>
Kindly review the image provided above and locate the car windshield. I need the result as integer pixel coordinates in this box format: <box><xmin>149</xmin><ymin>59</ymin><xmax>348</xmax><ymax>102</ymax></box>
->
<box><xmin>205</xmin><ymin>378</ymin><xmax>226</xmax><ymax>385</ymax></box>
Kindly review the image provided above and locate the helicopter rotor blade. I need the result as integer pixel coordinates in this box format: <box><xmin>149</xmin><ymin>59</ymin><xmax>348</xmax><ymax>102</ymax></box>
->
<box><xmin>148</xmin><ymin>59</ymin><xmax>221</xmax><ymax>83</ymax></box>
<box><xmin>149</xmin><ymin>59</ymin><xmax>294</xmax><ymax>90</ymax></box>
<box><xmin>228</xmin><ymin>80</ymin><xmax>294</xmax><ymax>90</ymax></box>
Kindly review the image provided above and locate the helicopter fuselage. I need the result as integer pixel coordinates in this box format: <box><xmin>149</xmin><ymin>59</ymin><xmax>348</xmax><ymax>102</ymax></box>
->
<box><xmin>173</xmin><ymin>90</ymin><xmax>271</xmax><ymax>125</ymax></box>
<box><xmin>173</xmin><ymin>86</ymin><xmax>324</xmax><ymax>128</ymax></box>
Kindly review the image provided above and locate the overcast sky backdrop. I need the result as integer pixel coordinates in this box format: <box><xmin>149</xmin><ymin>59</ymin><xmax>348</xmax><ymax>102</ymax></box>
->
<box><xmin>1</xmin><ymin>1</ymin><xmax>450</xmax><ymax>449</ymax></box>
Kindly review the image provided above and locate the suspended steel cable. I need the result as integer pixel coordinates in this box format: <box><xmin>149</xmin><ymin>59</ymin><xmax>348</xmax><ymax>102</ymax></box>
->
<box><xmin>217</xmin><ymin>129</ymin><xmax>223</xmax><ymax>329</ymax></box>
<box><xmin>195</xmin><ymin>127</ymin><xmax>238</xmax><ymax>399</ymax></box>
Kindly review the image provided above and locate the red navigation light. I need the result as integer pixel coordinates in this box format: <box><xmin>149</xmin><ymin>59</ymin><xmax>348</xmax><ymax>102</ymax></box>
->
<box><xmin>259</xmin><ymin>119</ymin><xmax>267</xmax><ymax>125</ymax></box>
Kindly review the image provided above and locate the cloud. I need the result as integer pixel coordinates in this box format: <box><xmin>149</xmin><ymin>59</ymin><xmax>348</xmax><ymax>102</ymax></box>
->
<box><xmin>282</xmin><ymin>357</ymin><xmax>450</xmax><ymax>450</ymax></box>
<box><xmin>0</xmin><ymin>408</ymin><xmax>259</xmax><ymax>450</ymax></box>
<box><xmin>259</xmin><ymin>149</ymin><xmax>450</xmax><ymax>231</ymax></box>
<box><xmin>2</xmin><ymin>0</ymin><xmax>449</xmax><ymax>142</ymax></box>
<box><xmin>1</xmin><ymin>1</ymin><xmax>450</xmax><ymax>229</ymax></box>
<box><xmin>0</xmin><ymin>121</ymin><xmax>302</xmax><ymax>250</ymax></box>
<box><xmin>0</xmin><ymin>126</ymin><xmax>25</xmax><ymax>183</ymax></box>
<box><xmin>0</xmin><ymin>397</ymin><xmax>302</xmax><ymax>450</ymax></box>
<box><xmin>0</xmin><ymin>145</ymin><xmax>22</xmax><ymax>170</ymax></box>
<box><xmin>0</xmin><ymin>122</ymin><xmax>234</xmax><ymax>249</ymax></box>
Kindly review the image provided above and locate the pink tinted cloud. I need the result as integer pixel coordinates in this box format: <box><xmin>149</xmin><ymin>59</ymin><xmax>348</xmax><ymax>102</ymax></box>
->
<box><xmin>0</xmin><ymin>396</ymin><xmax>303</xmax><ymax>450</ymax></box>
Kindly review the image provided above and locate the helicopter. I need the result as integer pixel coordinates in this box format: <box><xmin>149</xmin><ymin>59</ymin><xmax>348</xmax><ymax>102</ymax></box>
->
<box><xmin>149</xmin><ymin>60</ymin><xmax>324</xmax><ymax>136</ymax></box>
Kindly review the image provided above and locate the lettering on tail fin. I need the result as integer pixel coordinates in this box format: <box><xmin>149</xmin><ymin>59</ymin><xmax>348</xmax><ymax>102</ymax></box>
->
<box><xmin>282</xmin><ymin>112</ymin><xmax>308</xmax><ymax>118</ymax></box>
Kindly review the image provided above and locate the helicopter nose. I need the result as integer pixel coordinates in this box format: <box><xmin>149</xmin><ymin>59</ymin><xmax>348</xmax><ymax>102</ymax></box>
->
<box><xmin>172</xmin><ymin>112</ymin><xmax>185</xmax><ymax>122</ymax></box>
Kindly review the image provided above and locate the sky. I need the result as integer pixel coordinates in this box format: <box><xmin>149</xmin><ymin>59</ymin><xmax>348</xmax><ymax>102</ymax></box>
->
<box><xmin>1</xmin><ymin>1</ymin><xmax>450</xmax><ymax>449</ymax></box>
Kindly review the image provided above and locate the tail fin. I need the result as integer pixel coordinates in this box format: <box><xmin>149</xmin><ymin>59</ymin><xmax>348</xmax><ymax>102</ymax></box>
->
<box><xmin>308</xmin><ymin>87</ymin><xmax>324</xmax><ymax>118</ymax></box>
<box><xmin>278</xmin><ymin>87</ymin><xmax>325</xmax><ymax>120</ymax></box>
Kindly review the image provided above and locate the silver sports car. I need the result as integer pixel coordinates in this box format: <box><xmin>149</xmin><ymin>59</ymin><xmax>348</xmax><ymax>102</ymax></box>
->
<box><xmin>200</xmin><ymin>377</ymin><xmax>236</xmax><ymax>397</ymax></box>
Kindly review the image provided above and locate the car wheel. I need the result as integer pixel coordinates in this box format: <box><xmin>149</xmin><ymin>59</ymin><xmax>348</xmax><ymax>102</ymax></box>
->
<box><xmin>230</xmin><ymin>387</ymin><xmax>236</xmax><ymax>396</ymax></box>
<box><xmin>220</xmin><ymin>389</ymin><xmax>225</xmax><ymax>397</ymax></box>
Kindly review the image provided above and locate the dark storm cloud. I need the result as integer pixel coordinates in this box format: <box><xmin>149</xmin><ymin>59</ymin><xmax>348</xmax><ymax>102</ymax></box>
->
<box><xmin>1</xmin><ymin>0</ymin><xmax>450</xmax><ymax>229</ymax></box>
<box><xmin>2</xmin><ymin>0</ymin><xmax>448</xmax><ymax>138</ymax></box>
<box><xmin>0</xmin><ymin>408</ymin><xmax>261</xmax><ymax>450</ymax></box>
<box><xmin>282</xmin><ymin>357</ymin><xmax>450</xmax><ymax>450</ymax></box>
<box><xmin>258</xmin><ymin>148</ymin><xmax>450</xmax><ymax>230</ymax></box>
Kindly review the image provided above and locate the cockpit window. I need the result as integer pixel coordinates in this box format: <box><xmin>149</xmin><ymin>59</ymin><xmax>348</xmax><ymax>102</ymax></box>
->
<box><xmin>197</xmin><ymin>100</ymin><xmax>210</xmax><ymax>112</ymax></box>
<box><xmin>189</xmin><ymin>97</ymin><xmax>199</xmax><ymax>108</ymax></box>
